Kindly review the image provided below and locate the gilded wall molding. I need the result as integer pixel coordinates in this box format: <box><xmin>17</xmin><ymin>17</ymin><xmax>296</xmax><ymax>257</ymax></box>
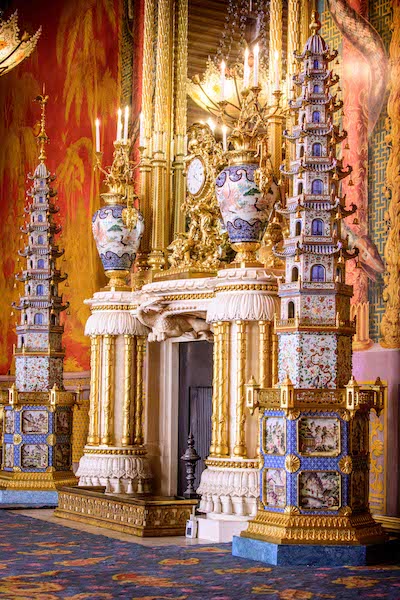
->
<box><xmin>380</xmin><ymin>2</ymin><xmax>400</xmax><ymax>348</ymax></box>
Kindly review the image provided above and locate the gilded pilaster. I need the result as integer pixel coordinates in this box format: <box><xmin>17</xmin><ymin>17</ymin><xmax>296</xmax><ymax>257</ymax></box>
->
<box><xmin>287</xmin><ymin>1</ymin><xmax>301</xmax><ymax>89</ymax></box>
<box><xmin>136</xmin><ymin>0</ymin><xmax>156</xmax><ymax>281</ymax></box>
<box><xmin>268</xmin><ymin>0</ymin><xmax>283</xmax><ymax>178</ymax></box>
<box><xmin>122</xmin><ymin>335</ymin><xmax>134</xmax><ymax>447</ymax></box>
<box><xmin>87</xmin><ymin>335</ymin><xmax>100</xmax><ymax>445</ymax></box>
<box><xmin>234</xmin><ymin>321</ymin><xmax>247</xmax><ymax>457</ymax></box>
<box><xmin>172</xmin><ymin>0</ymin><xmax>188</xmax><ymax>237</ymax></box>
<box><xmin>216</xmin><ymin>322</ymin><xmax>230</xmax><ymax>457</ymax></box>
<box><xmin>101</xmin><ymin>335</ymin><xmax>115</xmax><ymax>446</ymax></box>
<box><xmin>134</xmin><ymin>335</ymin><xmax>146</xmax><ymax>446</ymax></box>
<box><xmin>301</xmin><ymin>0</ymin><xmax>315</xmax><ymax>46</ymax></box>
<box><xmin>259</xmin><ymin>320</ymin><xmax>272</xmax><ymax>389</ymax></box>
<box><xmin>381</xmin><ymin>2</ymin><xmax>400</xmax><ymax>349</ymax></box>
<box><xmin>272</xmin><ymin>331</ymin><xmax>278</xmax><ymax>386</ymax></box>
<box><xmin>209</xmin><ymin>322</ymin><xmax>220</xmax><ymax>456</ymax></box>
<box><xmin>149</xmin><ymin>0</ymin><xmax>173</xmax><ymax>271</ymax></box>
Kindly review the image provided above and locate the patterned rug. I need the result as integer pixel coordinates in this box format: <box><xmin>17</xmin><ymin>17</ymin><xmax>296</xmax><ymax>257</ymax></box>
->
<box><xmin>0</xmin><ymin>510</ymin><xmax>399</xmax><ymax>599</ymax></box>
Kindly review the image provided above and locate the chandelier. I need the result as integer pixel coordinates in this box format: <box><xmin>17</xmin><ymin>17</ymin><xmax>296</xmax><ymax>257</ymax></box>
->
<box><xmin>0</xmin><ymin>10</ymin><xmax>41</xmax><ymax>77</ymax></box>
<box><xmin>187</xmin><ymin>0</ymin><xmax>281</xmax><ymax>121</ymax></box>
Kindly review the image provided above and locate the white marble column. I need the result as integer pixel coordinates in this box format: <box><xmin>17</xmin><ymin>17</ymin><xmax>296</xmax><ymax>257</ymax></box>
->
<box><xmin>76</xmin><ymin>290</ymin><xmax>152</xmax><ymax>494</ymax></box>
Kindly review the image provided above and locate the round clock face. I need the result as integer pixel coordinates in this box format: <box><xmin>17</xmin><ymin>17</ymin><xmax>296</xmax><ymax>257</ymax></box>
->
<box><xmin>187</xmin><ymin>157</ymin><xmax>206</xmax><ymax>196</ymax></box>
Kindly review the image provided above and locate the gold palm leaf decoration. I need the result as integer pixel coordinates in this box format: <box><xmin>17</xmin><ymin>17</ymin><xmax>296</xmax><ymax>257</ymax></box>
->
<box><xmin>0</xmin><ymin>10</ymin><xmax>41</xmax><ymax>77</ymax></box>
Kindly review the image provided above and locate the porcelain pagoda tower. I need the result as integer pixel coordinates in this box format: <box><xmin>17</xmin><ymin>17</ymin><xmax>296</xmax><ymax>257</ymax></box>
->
<box><xmin>233</xmin><ymin>13</ymin><xmax>387</xmax><ymax>566</ymax></box>
<box><xmin>0</xmin><ymin>93</ymin><xmax>77</xmax><ymax>505</ymax></box>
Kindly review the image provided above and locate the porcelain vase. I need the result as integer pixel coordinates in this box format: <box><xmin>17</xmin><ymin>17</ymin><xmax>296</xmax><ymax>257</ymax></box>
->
<box><xmin>92</xmin><ymin>195</ymin><xmax>144</xmax><ymax>286</ymax></box>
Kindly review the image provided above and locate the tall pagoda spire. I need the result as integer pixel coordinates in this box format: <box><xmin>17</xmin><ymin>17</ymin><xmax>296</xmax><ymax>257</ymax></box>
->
<box><xmin>13</xmin><ymin>92</ymin><xmax>69</xmax><ymax>392</ymax></box>
<box><xmin>0</xmin><ymin>93</ymin><xmax>77</xmax><ymax>501</ymax></box>
<box><xmin>235</xmin><ymin>13</ymin><xmax>387</xmax><ymax>563</ymax></box>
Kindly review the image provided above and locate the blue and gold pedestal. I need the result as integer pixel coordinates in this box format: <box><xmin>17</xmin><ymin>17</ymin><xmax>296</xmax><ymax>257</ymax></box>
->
<box><xmin>0</xmin><ymin>388</ymin><xmax>77</xmax><ymax>506</ymax></box>
<box><xmin>233</xmin><ymin>378</ymin><xmax>388</xmax><ymax>566</ymax></box>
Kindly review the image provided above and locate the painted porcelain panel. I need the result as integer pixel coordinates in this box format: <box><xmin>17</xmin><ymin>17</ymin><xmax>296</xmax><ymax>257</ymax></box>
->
<box><xmin>54</xmin><ymin>444</ymin><xmax>71</xmax><ymax>469</ymax></box>
<box><xmin>351</xmin><ymin>470</ymin><xmax>368</xmax><ymax>511</ymax></box>
<box><xmin>4</xmin><ymin>444</ymin><xmax>13</xmax><ymax>468</ymax></box>
<box><xmin>92</xmin><ymin>205</ymin><xmax>144</xmax><ymax>271</ymax></box>
<box><xmin>263</xmin><ymin>417</ymin><xmax>286</xmax><ymax>455</ymax></box>
<box><xmin>278</xmin><ymin>334</ymin><xmax>300</xmax><ymax>385</ymax></box>
<box><xmin>298</xmin><ymin>333</ymin><xmax>338</xmax><ymax>388</ymax></box>
<box><xmin>298</xmin><ymin>417</ymin><xmax>340</xmax><ymax>456</ymax></box>
<box><xmin>22</xmin><ymin>410</ymin><xmax>48</xmax><ymax>434</ymax></box>
<box><xmin>299</xmin><ymin>471</ymin><xmax>340</xmax><ymax>510</ymax></box>
<box><xmin>263</xmin><ymin>468</ymin><xmax>286</xmax><ymax>508</ymax></box>
<box><xmin>336</xmin><ymin>336</ymin><xmax>352</xmax><ymax>387</ymax></box>
<box><xmin>351</xmin><ymin>414</ymin><xmax>369</xmax><ymax>455</ymax></box>
<box><xmin>55</xmin><ymin>410</ymin><xmax>70</xmax><ymax>434</ymax></box>
<box><xmin>300</xmin><ymin>295</ymin><xmax>335</xmax><ymax>321</ymax></box>
<box><xmin>21</xmin><ymin>444</ymin><xmax>48</xmax><ymax>469</ymax></box>
<box><xmin>4</xmin><ymin>410</ymin><xmax>14</xmax><ymax>434</ymax></box>
<box><xmin>215</xmin><ymin>164</ymin><xmax>277</xmax><ymax>243</ymax></box>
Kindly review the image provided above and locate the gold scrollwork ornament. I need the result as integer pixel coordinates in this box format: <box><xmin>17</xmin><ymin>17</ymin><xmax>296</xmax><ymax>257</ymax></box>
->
<box><xmin>47</xmin><ymin>434</ymin><xmax>56</xmax><ymax>446</ymax></box>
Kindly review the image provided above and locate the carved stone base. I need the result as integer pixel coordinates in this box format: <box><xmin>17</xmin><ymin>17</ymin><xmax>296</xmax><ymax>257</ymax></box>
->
<box><xmin>76</xmin><ymin>449</ymin><xmax>152</xmax><ymax>494</ymax></box>
<box><xmin>0</xmin><ymin>469</ymin><xmax>77</xmax><ymax>491</ymax></box>
<box><xmin>241</xmin><ymin>508</ymin><xmax>388</xmax><ymax>546</ymax></box>
<box><xmin>54</xmin><ymin>486</ymin><xmax>198</xmax><ymax>537</ymax></box>
<box><xmin>197</xmin><ymin>462</ymin><xmax>259</xmax><ymax>517</ymax></box>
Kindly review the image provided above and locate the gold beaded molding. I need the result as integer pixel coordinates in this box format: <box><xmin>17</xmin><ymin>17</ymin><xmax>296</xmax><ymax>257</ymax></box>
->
<box><xmin>205</xmin><ymin>458</ymin><xmax>260</xmax><ymax>469</ymax></box>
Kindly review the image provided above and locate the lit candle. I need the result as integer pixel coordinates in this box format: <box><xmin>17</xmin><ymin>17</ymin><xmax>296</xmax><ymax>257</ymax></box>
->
<box><xmin>207</xmin><ymin>118</ymin><xmax>216</xmax><ymax>134</ymax></box>
<box><xmin>116</xmin><ymin>108</ymin><xmax>122</xmax><ymax>141</ymax></box>
<box><xmin>274</xmin><ymin>50</ymin><xmax>280</xmax><ymax>91</ymax></box>
<box><xmin>220</xmin><ymin>60</ymin><xmax>226</xmax><ymax>101</ymax></box>
<box><xmin>139</xmin><ymin>112</ymin><xmax>145</xmax><ymax>146</ymax></box>
<box><xmin>123</xmin><ymin>105</ymin><xmax>129</xmax><ymax>142</ymax></box>
<box><xmin>222</xmin><ymin>125</ymin><xmax>228</xmax><ymax>152</ymax></box>
<box><xmin>243</xmin><ymin>47</ymin><xmax>250</xmax><ymax>89</ymax></box>
<box><xmin>95</xmin><ymin>118</ymin><xmax>100</xmax><ymax>153</ymax></box>
<box><xmin>253</xmin><ymin>44</ymin><xmax>259</xmax><ymax>87</ymax></box>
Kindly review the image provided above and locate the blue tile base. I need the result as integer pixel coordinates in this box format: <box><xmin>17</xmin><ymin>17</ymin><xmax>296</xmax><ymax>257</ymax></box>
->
<box><xmin>232</xmin><ymin>536</ymin><xmax>397</xmax><ymax>566</ymax></box>
<box><xmin>0</xmin><ymin>490</ymin><xmax>58</xmax><ymax>508</ymax></box>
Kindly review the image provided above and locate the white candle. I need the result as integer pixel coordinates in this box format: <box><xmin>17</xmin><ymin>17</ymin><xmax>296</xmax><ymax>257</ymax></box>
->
<box><xmin>95</xmin><ymin>118</ymin><xmax>100</xmax><ymax>153</ymax></box>
<box><xmin>253</xmin><ymin>44</ymin><xmax>259</xmax><ymax>87</ymax></box>
<box><xmin>116</xmin><ymin>108</ymin><xmax>122</xmax><ymax>141</ymax></box>
<box><xmin>139</xmin><ymin>112</ymin><xmax>145</xmax><ymax>146</ymax></box>
<box><xmin>220</xmin><ymin>60</ymin><xmax>226</xmax><ymax>101</ymax></box>
<box><xmin>274</xmin><ymin>50</ymin><xmax>280</xmax><ymax>90</ymax></box>
<box><xmin>123</xmin><ymin>105</ymin><xmax>129</xmax><ymax>142</ymax></box>
<box><xmin>207</xmin><ymin>118</ymin><xmax>216</xmax><ymax>134</ymax></box>
<box><xmin>222</xmin><ymin>125</ymin><xmax>228</xmax><ymax>152</ymax></box>
<box><xmin>243</xmin><ymin>47</ymin><xmax>250</xmax><ymax>89</ymax></box>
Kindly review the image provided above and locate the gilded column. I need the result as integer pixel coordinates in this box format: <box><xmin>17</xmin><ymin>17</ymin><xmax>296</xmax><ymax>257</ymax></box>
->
<box><xmin>268</xmin><ymin>0</ymin><xmax>283</xmax><ymax>178</ymax></box>
<box><xmin>216</xmin><ymin>322</ymin><xmax>230</xmax><ymax>457</ymax></box>
<box><xmin>134</xmin><ymin>335</ymin><xmax>146</xmax><ymax>445</ymax></box>
<box><xmin>233</xmin><ymin>321</ymin><xmax>247</xmax><ymax>457</ymax></box>
<box><xmin>380</xmin><ymin>2</ymin><xmax>400</xmax><ymax>349</ymax></box>
<box><xmin>209</xmin><ymin>323</ymin><xmax>220</xmax><ymax>456</ymax></box>
<box><xmin>287</xmin><ymin>0</ymin><xmax>301</xmax><ymax>96</ymax></box>
<box><xmin>101</xmin><ymin>335</ymin><xmax>115</xmax><ymax>446</ymax></box>
<box><xmin>149</xmin><ymin>0</ymin><xmax>173</xmax><ymax>271</ymax></box>
<box><xmin>87</xmin><ymin>335</ymin><xmax>100</xmax><ymax>445</ymax></box>
<box><xmin>259</xmin><ymin>320</ymin><xmax>272</xmax><ymax>389</ymax></box>
<box><xmin>301</xmin><ymin>0</ymin><xmax>315</xmax><ymax>46</ymax></box>
<box><xmin>136</xmin><ymin>0</ymin><xmax>156</xmax><ymax>280</ymax></box>
<box><xmin>122</xmin><ymin>335</ymin><xmax>134</xmax><ymax>447</ymax></box>
<box><xmin>272</xmin><ymin>331</ymin><xmax>278</xmax><ymax>385</ymax></box>
<box><xmin>172</xmin><ymin>0</ymin><xmax>188</xmax><ymax>237</ymax></box>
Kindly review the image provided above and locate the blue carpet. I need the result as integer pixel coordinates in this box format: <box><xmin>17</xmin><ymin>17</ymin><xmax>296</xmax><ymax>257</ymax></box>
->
<box><xmin>0</xmin><ymin>509</ymin><xmax>399</xmax><ymax>599</ymax></box>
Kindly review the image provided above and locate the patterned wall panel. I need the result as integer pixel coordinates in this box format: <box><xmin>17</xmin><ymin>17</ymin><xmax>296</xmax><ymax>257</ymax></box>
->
<box><xmin>367</xmin><ymin>0</ymin><xmax>392</xmax><ymax>342</ymax></box>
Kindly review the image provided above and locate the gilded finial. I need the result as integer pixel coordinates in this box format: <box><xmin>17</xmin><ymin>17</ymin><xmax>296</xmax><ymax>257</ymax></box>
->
<box><xmin>310</xmin><ymin>10</ymin><xmax>321</xmax><ymax>35</ymax></box>
<box><xmin>34</xmin><ymin>85</ymin><xmax>49</xmax><ymax>163</ymax></box>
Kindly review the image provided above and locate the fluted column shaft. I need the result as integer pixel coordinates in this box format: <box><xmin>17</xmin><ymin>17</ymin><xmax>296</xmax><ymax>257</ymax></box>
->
<box><xmin>87</xmin><ymin>335</ymin><xmax>101</xmax><ymax>445</ymax></box>
<box><xmin>134</xmin><ymin>335</ymin><xmax>146</xmax><ymax>445</ymax></box>
<box><xmin>233</xmin><ymin>321</ymin><xmax>247</xmax><ymax>457</ymax></box>
<box><xmin>101</xmin><ymin>335</ymin><xmax>115</xmax><ymax>446</ymax></box>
